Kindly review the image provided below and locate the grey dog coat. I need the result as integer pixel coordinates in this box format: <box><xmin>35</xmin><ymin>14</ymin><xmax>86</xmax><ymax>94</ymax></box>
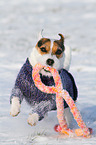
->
<box><xmin>10</xmin><ymin>58</ymin><xmax>78</xmax><ymax>120</ymax></box>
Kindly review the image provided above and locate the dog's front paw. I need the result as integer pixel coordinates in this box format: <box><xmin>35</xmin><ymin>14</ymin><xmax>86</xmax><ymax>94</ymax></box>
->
<box><xmin>10</xmin><ymin>97</ymin><xmax>21</xmax><ymax>117</ymax></box>
<box><xmin>27</xmin><ymin>113</ymin><xmax>39</xmax><ymax>126</ymax></box>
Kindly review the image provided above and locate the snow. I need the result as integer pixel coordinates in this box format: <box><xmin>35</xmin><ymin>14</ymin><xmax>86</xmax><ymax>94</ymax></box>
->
<box><xmin>0</xmin><ymin>0</ymin><xmax>96</xmax><ymax>144</ymax></box>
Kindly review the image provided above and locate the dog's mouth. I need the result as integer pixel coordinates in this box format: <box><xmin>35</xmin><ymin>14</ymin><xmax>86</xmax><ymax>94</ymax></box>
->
<box><xmin>39</xmin><ymin>73</ymin><xmax>55</xmax><ymax>87</ymax></box>
<box><xmin>39</xmin><ymin>68</ymin><xmax>55</xmax><ymax>86</ymax></box>
<box><xmin>39</xmin><ymin>68</ymin><xmax>52</xmax><ymax>77</ymax></box>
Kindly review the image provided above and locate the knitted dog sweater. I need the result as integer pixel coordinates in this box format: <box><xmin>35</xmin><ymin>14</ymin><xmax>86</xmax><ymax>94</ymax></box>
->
<box><xmin>10</xmin><ymin>58</ymin><xmax>78</xmax><ymax>120</ymax></box>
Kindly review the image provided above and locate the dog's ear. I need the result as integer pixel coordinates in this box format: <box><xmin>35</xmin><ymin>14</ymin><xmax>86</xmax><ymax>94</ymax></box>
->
<box><xmin>54</xmin><ymin>34</ymin><xmax>65</xmax><ymax>51</ymax></box>
<box><xmin>38</xmin><ymin>29</ymin><xmax>43</xmax><ymax>40</ymax></box>
<box><xmin>58</xmin><ymin>33</ymin><xmax>64</xmax><ymax>44</ymax></box>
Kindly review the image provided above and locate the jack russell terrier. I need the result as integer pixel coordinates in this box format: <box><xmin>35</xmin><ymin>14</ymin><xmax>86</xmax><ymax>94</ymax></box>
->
<box><xmin>10</xmin><ymin>33</ymin><xmax>78</xmax><ymax>127</ymax></box>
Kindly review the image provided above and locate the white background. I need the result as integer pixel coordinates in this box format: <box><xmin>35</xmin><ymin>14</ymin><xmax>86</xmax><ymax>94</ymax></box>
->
<box><xmin>0</xmin><ymin>0</ymin><xmax>96</xmax><ymax>144</ymax></box>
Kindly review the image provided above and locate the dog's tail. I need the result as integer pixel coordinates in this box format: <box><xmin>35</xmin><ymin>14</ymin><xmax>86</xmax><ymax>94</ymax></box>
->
<box><xmin>64</xmin><ymin>45</ymin><xmax>71</xmax><ymax>71</ymax></box>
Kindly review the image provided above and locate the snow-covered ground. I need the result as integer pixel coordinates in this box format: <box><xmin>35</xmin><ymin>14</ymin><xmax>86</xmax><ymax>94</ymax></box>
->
<box><xmin>0</xmin><ymin>0</ymin><xmax>96</xmax><ymax>144</ymax></box>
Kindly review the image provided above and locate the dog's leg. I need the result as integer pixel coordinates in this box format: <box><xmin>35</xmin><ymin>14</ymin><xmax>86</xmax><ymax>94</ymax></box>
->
<box><xmin>27</xmin><ymin>113</ymin><xmax>39</xmax><ymax>126</ymax></box>
<box><xmin>27</xmin><ymin>100</ymin><xmax>54</xmax><ymax>126</ymax></box>
<box><xmin>10</xmin><ymin>97</ymin><xmax>21</xmax><ymax>117</ymax></box>
<box><xmin>10</xmin><ymin>87</ymin><xmax>24</xmax><ymax>116</ymax></box>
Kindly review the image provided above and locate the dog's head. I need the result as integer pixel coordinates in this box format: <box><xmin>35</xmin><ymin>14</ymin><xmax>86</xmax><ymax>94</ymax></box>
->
<box><xmin>29</xmin><ymin>34</ymin><xmax>65</xmax><ymax>75</ymax></box>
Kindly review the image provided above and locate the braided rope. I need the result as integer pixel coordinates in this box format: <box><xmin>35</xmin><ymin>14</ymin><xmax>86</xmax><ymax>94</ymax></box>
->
<box><xmin>32</xmin><ymin>63</ymin><xmax>90</xmax><ymax>137</ymax></box>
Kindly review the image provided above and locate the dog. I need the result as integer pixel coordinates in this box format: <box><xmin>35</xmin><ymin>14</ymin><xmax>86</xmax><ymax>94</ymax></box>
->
<box><xmin>10</xmin><ymin>33</ymin><xmax>77</xmax><ymax>127</ymax></box>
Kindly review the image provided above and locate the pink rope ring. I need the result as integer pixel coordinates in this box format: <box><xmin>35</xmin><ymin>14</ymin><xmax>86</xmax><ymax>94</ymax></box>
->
<box><xmin>32</xmin><ymin>63</ymin><xmax>92</xmax><ymax>137</ymax></box>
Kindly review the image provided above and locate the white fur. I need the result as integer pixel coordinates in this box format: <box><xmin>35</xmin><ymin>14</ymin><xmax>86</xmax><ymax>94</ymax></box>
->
<box><xmin>50</xmin><ymin>39</ymin><xmax>55</xmax><ymax>49</ymax></box>
<box><xmin>63</xmin><ymin>45</ymin><xmax>71</xmax><ymax>70</ymax></box>
<box><xmin>27</xmin><ymin>113</ymin><xmax>39</xmax><ymax>126</ymax></box>
<box><xmin>10</xmin><ymin>97</ymin><xmax>21</xmax><ymax>117</ymax></box>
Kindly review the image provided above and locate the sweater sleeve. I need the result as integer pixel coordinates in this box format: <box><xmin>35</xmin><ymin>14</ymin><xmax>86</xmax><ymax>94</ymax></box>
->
<box><xmin>10</xmin><ymin>58</ymin><xmax>31</xmax><ymax>104</ymax></box>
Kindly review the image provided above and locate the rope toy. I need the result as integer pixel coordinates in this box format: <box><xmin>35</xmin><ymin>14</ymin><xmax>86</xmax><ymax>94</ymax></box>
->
<box><xmin>32</xmin><ymin>63</ymin><xmax>92</xmax><ymax>137</ymax></box>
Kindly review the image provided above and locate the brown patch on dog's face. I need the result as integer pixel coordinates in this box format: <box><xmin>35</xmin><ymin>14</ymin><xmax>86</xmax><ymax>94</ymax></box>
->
<box><xmin>52</xmin><ymin>34</ymin><xmax>65</xmax><ymax>58</ymax></box>
<box><xmin>36</xmin><ymin>38</ymin><xmax>51</xmax><ymax>55</ymax></box>
<box><xmin>52</xmin><ymin>41</ymin><xmax>64</xmax><ymax>58</ymax></box>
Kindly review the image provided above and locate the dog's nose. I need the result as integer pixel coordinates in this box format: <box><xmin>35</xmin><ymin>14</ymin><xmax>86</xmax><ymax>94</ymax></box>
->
<box><xmin>46</xmin><ymin>59</ymin><xmax>54</xmax><ymax>66</ymax></box>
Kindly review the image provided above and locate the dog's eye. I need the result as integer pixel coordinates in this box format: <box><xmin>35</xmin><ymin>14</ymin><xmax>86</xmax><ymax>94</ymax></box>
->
<box><xmin>40</xmin><ymin>47</ymin><xmax>47</xmax><ymax>52</ymax></box>
<box><xmin>55</xmin><ymin>49</ymin><xmax>62</xmax><ymax>55</ymax></box>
